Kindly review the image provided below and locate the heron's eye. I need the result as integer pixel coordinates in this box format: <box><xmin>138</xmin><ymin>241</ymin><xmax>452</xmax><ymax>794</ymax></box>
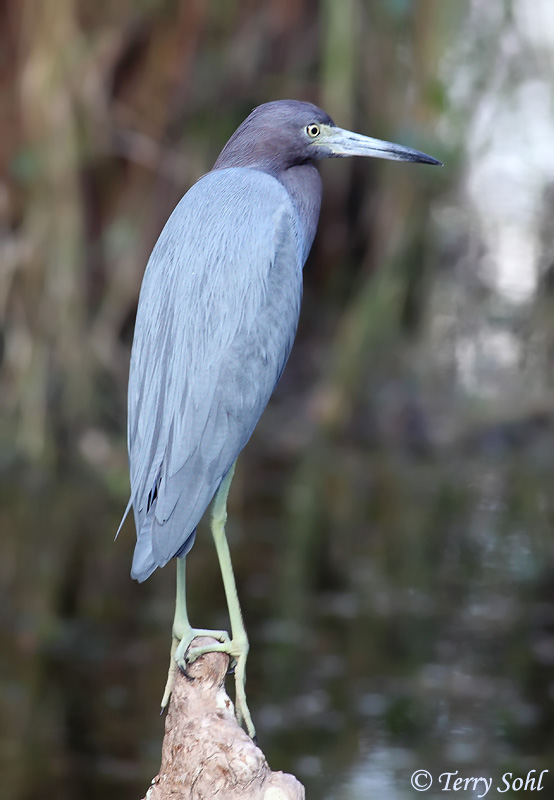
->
<box><xmin>306</xmin><ymin>123</ymin><xmax>320</xmax><ymax>138</ymax></box>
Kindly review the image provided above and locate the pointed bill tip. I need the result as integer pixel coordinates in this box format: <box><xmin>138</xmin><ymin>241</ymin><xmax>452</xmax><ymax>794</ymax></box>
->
<box><xmin>407</xmin><ymin>151</ymin><xmax>443</xmax><ymax>167</ymax></box>
<box><xmin>316</xmin><ymin>126</ymin><xmax>442</xmax><ymax>167</ymax></box>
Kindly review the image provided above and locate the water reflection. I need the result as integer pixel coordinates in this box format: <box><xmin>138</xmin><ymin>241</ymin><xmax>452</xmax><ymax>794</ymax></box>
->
<box><xmin>2</xmin><ymin>415</ymin><xmax>554</xmax><ymax>798</ymax></box>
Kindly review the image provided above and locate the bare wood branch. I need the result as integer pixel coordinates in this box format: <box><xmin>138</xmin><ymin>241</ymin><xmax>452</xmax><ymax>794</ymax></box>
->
<box><xmin>142</xmin><ymin>637</ymin><xmax>305</xmax><ymax>800</ymax></box>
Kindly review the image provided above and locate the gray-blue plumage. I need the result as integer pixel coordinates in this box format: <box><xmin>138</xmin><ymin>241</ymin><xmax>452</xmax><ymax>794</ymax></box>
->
<box><xmin>129</xmin><ymin>167</ymin><xmax>315</xmax><ymax>580</ymax></box>
<box><xmin>124</xmin><ymin>100</ymin><xmax>441</xmax><ymax>582</ymax></box>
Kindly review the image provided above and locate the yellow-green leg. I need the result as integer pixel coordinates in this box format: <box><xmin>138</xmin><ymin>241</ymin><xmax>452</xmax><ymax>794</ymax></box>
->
<box><xmin>161</xmin><ymin>556</ymin><xmax>230</xmax><ymax>711</ymax></box>
<box><xmin>186</xmin><ymin>463</ymin><xmax>255</xmax><ymax>739</ymax></box>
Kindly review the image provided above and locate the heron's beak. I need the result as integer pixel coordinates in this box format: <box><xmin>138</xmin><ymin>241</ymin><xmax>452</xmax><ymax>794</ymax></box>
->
<box><xmin>315</xmin><ymin>125</ymin><xmax>442</xmax><ymax>166</ymax></box>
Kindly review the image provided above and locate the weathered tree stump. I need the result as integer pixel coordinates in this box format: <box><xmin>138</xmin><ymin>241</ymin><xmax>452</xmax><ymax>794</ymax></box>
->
<box><xmin>142</xmin><ymin>637</ymin><xmax>305</xmax><ymax>800</ymax></box>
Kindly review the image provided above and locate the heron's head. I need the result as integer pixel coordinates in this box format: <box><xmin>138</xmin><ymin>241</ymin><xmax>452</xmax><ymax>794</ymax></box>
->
<box><xmin>213</xmin><ymin>100</ymin><xmax>441</xmax><ymax>175</ymax></box>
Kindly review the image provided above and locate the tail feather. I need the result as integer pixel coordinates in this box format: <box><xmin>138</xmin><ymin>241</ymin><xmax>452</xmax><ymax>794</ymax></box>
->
<box><xmin>131</xmin><ymin>512</ymin><xmax>157</xmax><ymax>581</ymax></box>
<box><xmin>115</xmin><ymin>496</ymin><xmax>133</xmax><ymax>540</ymax></box>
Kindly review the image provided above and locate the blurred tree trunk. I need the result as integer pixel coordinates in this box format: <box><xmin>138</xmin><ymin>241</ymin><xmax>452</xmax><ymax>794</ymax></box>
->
<box><xmin>277</xmin><ymin>0</ymin><xmax>446</xmax><ymax>639</ymax></box>
<box><xmin>17</xmin><ymin>0</ymin><xmax>87</xmax><ymax>460</ymax></box>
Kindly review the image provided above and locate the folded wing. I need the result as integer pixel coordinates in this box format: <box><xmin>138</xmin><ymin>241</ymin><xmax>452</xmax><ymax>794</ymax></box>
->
<box><xmin>127</xmin><ymin>168</ymin><xmax>303</xmax><ymax>581</ymax></box>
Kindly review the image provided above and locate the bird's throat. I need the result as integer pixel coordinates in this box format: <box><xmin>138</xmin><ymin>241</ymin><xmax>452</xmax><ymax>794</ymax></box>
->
<box><xmin>279</xmin><ymin>163</ymin><xmax>322</xmax><ymax>262</ymax></box>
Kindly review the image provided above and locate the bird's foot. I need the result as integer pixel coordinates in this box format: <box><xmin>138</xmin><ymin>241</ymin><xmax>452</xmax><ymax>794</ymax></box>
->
<box><xmin>160</xmin><ymin>626</ymin><xmax>230</xmax><ymax>712</ymax></box>
<box><xmin>185</xmin><ymin>635</ymin><xmax>255</xmax><ymax>740</ymax></box>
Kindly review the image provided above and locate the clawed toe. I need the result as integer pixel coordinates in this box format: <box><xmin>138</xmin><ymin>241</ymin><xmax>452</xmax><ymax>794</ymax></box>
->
<box><xmin>176</xmin><ymin>659</ymin><xmax>195</xmax><ymax>680</ymax></box>
<box><xmin>162</xmin><ymin>627</ymin><xmax>232</xmax><ymax>709</ymax></box>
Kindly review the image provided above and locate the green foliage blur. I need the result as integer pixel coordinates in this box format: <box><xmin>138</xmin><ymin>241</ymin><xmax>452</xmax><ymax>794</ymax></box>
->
<box><xmin>2</xmin><ymin>1</ymin><xmax>554</xmax><ymax>799</ymax></box>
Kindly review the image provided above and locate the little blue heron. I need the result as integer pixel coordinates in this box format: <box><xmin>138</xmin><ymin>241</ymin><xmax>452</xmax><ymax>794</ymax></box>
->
<box><xmin>121</xmin><ymin>100</ymin><xmax>440</xmax><ymax>737</ymax></box>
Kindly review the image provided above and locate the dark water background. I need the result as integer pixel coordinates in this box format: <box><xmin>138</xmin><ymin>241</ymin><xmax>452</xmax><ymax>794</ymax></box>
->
<box><xmin>2</xmin><ymin>1</ymin><xmax>554</xmax><ymax>798</ymax></box>
<box><xmin>4</xmin><ymin>432</ymin><xmax>554</xmax><ymax>799</ymax></box>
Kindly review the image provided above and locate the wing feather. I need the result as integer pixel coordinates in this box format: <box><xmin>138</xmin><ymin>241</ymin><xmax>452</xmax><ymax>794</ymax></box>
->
<box><xmin>127</xmin><ymin>168</ymin><xmax>303</xmax><ymax>580</ymax></box>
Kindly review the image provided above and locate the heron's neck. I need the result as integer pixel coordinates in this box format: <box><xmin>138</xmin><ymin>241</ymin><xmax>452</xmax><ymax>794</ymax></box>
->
<box><xmin>279</xmin><ymin>163</ymin><xmax>322</xmax><ymax>264</ymax></box>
